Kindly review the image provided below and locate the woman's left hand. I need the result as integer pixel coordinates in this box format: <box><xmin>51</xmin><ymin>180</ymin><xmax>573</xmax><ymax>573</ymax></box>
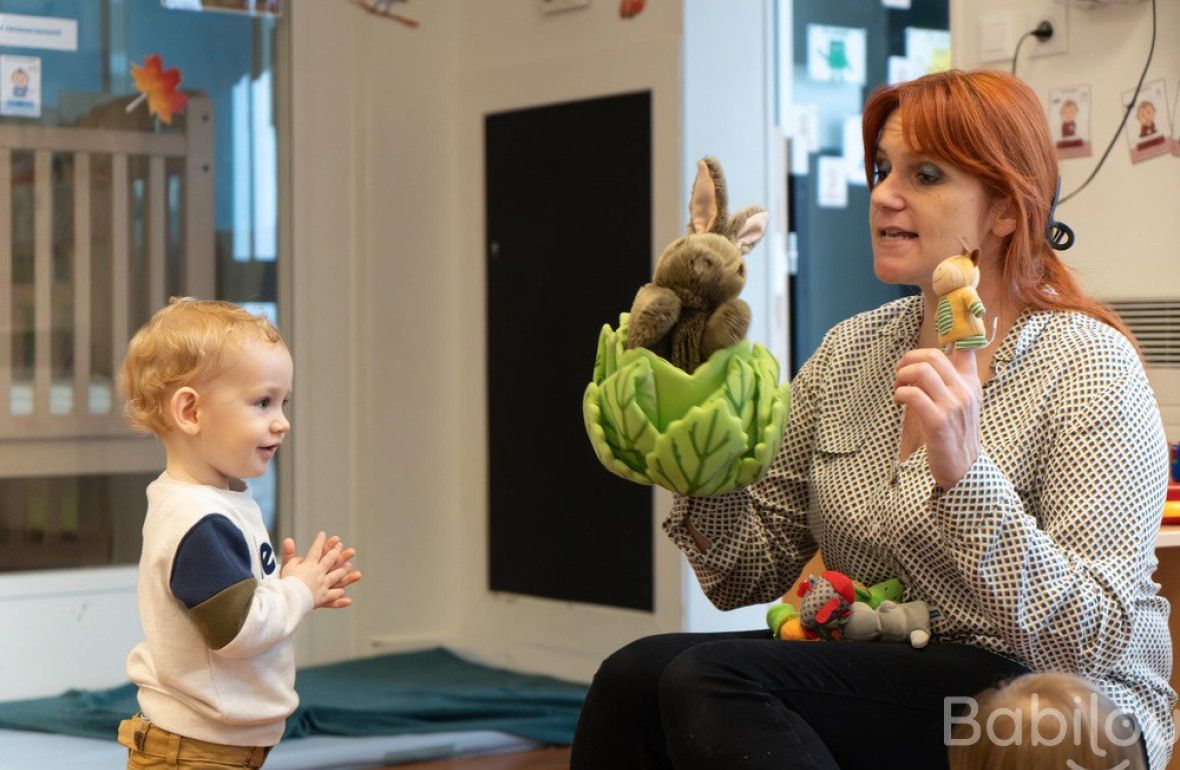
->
<box><xmin>893</xmin><ymin>347</ymin><xmax>982</xmax><ymax>489</ymax></box>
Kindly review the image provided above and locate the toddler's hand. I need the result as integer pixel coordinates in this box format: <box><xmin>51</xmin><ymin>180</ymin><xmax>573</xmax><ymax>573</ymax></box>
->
<box><xmin>319</xmin><ymin>534</ymin><xmax>362</xmax><ymax>605</ymax></box>
<box><xmin>280</xmin><ymin>531</ymin><xmax>353</xmax><ymax>609</ymax></box>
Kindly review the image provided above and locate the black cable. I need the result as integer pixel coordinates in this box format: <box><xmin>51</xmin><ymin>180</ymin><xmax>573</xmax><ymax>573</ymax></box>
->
<box><xmin>1046</xmin><ymin>177</ymin><xmax>1075</xmax><ymax>250</ymax></box>
<box><xmin>1010</xmin><ymin>31</ymin><xmax>1035</xmax><ymax>75</ymax></box>
<box><xmin>1011</xmin><ymin>21</ymin><xmax>1054</xmax><ymax>76</ymax></box>
<box><xmin>1058</xmin><ymin>0</ymin><xmax>1156</xmax><ymax>205</ymax></box>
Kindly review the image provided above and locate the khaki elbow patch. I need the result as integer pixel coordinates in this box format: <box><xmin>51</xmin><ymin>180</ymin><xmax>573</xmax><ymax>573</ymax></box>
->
<box><xmin>188</xmin><ymin>577</ymin><xmax>257</xmax><ymax>650</ymax></box>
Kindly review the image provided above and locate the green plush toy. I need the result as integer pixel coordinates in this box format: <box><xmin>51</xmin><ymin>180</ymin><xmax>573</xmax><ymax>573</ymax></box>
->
<box><xmin>583</xmin><ymin>313</ymin><xmax>789</xmax><ymax>496</ymax></box>
<box><xmin>582</xmin><ymin>157</ymin><xmax>790</xmax><ymax>498</ymax></box>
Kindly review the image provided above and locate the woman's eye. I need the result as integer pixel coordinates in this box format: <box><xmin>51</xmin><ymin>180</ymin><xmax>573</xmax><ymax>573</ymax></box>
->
<box><xmin>916</xmin><ymin>162</ymin><xmax>943</xmax><ymax>184</ymax></box>
<box><xmin>873</xmin><ymin>161</ymin><xmax>891</xmax><ymax>184</ymax></box>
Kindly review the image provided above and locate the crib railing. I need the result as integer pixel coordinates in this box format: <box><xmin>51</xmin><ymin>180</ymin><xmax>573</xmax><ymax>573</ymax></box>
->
<box><xmin>0</xmin><ymin>97</ymin><xmax>213</xmax><ymax>448</ymax></box>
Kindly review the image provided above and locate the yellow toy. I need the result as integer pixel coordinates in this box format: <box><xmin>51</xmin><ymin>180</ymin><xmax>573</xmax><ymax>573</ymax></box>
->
<box><xmin>932</xmin><ymin>244</ymin><xmax>987</xmax><ymax>350</ymax></box>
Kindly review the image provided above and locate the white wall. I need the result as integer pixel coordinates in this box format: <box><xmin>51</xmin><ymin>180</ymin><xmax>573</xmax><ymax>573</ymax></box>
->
<box><xmin>681</xmin><ymin>0</ymin><xmax>782</xmax><ymax>634</ymax></box>
<box><xmin>949</xmin><ymin>0</ymin><xmax>1180</xmax><ymax>436</ymax></box>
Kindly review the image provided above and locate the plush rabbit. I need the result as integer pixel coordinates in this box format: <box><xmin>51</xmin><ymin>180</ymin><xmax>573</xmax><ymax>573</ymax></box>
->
<box><xmin>626</xmin><ymin>157</ymin><xmax>768</xmax><ymax>372</ymax></box>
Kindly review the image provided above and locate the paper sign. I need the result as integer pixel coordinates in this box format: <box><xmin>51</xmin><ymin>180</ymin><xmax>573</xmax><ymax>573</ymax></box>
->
<box><xmin>1049</xmin><ymin>84</ymin><xmax>1092</xmax><ymax>160</ymax></box>
<box><xmin>807</xmin><ymin>25</ymin><xmax>866</xmax><ymax>86</ymax></box>
<box><xmin>0</xmin><ymin>13</ymin><xmax>77</xmax><ymax>52</ymax></box>
<box><xmin>883</xmin><ymin>0</ymin><xmax>911</xmax><ymax>8</ymax></box>
<box><xmin>905</xmin><ymin>28</ymin><xmax>951</xmax><ymax>75</ymax></box>
<box><xmin>817</xmin><ymin>156</ymin><xmax>848</xmax><ymax>209</ymax></box>
<box><xmin>887</xmin><ymin>55</ymin><xmax>921</xmax><ymax>86</ymax></box>
<box><xmin>1</xmin><ymin>55</ymin><xmax>41</xmax><ymax>118</ymax></box>
<box><xmin>844</xmin><ymin>115</ymin><xmax>866</xmax><ymax>186</ymax></box>
<box><xmin>1122</xmin><ymin>78</ymin><xmax>1174</xmax><ymax>164</ymax></box>
<box><xmin>787</xmin><ymin>103</ymin><xmax>819</xmax><ymax>176</ymax></box>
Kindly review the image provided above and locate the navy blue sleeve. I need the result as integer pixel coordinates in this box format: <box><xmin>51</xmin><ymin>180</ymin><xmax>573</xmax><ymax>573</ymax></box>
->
<box><xmin>170</xmin><ymin>514</ymin><xmax>254</xmax><ymax>609</ymax></box>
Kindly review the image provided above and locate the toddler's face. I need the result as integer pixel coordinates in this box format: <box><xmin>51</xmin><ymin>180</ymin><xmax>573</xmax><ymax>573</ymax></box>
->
<box><xmin>189</xmin><ymin>338</ymin><xmax>292</xmax><ymax>489</ymax></box>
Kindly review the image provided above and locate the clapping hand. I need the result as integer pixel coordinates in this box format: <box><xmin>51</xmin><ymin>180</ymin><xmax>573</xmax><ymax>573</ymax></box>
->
<box><xmin>281</xmin><ymin>531</ymin><xmax>363</xmax><ymax>609</ymax></box>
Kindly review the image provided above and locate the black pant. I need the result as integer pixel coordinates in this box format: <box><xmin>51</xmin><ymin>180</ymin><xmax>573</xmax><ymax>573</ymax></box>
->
<box><xmin>570</xmin><ymin>630</ymin><xmax>1029</xmax><ymax>770</ymax></box>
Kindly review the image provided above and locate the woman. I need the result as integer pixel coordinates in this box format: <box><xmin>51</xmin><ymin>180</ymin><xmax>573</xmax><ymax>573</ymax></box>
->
<box><xmin>570</xmin><ymin>70</ymin><xmax>1173</xmax><ymax>770</ymax></box>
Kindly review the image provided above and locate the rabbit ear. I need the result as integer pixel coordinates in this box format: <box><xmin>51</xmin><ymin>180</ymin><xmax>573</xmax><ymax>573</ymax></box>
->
<box><xmin>689</xmin><ymin>158</ymin><xmax>720</xmax><ymax>234</ymax></box>
<box><xmin>731</xmin><ymin>208</ymin><xmax>769</xmax><ymax>254</ymax></box>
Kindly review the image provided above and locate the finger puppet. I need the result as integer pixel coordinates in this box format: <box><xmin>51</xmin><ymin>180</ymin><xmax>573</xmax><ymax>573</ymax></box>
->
<box><xmin>842</xmin><ymin>599</ymin><xmax>932</xmax><ymax>648</ymax></box>
<box><xmin>932</xmin><ymin>242</ymin><xmax>987</xmax><ymax>350</ymax></box>
<box><xmin>627</xmin><ymin>157</ymin><xmax>769</xmax><ymax>373</ymax></box>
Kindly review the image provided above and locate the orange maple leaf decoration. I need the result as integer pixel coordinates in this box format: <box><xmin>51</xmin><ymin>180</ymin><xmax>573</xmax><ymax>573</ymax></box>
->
<box><xmin>130</xmin><ymin>54</ymin><xmax>188</xmax><ymax>125</ymax></box>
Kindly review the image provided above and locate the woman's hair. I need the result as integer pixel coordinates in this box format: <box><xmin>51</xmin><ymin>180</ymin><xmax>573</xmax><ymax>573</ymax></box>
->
<box><xmin>861</xmin><ymin>69</ymin><xmax>1134</xmax><ymax>344</ymax></box>
<box><xmin>120</xmin><ymin>297</ymin><xmax>285</xmax><ymax>434</ymax></box>
<box><xmin>947</xmin><ymin>672</ymin><xmax>1146</xmax><ymax>770</ymax></box>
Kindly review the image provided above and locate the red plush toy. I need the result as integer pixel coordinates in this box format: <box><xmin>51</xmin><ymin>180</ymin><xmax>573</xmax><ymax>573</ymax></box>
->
<box><xmin>797</xmin><ymin>570</ymin><xmax>858</xmax><ymax>641</ymax></box>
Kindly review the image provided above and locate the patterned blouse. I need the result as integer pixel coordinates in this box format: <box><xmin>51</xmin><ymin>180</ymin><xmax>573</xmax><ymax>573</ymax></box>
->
<box><xmin>665</xmin><ymin>295</ymin><xmax>1175</xmax><ymax>770</ymax></box>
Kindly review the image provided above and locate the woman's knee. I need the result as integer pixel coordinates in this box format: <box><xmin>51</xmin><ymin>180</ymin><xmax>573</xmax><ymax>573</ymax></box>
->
<box><xmin>657</xmin><ymin>639</ymin><xmax>758</xmax><ymax>709</ymax></box>
<box><xmin>591</xmin><ymin>633</ymin><xmax>687</xmax><ymax>696</ymax></box>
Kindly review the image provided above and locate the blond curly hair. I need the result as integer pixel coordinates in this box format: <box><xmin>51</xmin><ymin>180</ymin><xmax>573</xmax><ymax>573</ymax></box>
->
<box><xmin>119</xmin><ymin>297</ymin><xmax>285</xmax><ymax>435</ymax></box>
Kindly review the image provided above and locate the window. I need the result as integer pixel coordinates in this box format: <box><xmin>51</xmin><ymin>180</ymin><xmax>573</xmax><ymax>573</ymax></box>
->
<box><xmin>0</xmin><ymin>0</ymin><xmax>282</xmax><ymax>572</ymax></box>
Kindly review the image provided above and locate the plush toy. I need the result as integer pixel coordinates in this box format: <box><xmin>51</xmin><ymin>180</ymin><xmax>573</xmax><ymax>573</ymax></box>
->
<box><xmin>842</xmin><ymin>600</ymin><xmax>932</xmax><ymax>648</ymax></box>
<box><xmin>626</xmin><ymin>157</ymin><xmax>769</xmax><ymax>372</ymax></box>
<box><xmin>932</xmin><ymin>244</ymin><xmax>987</xmax><ymax>350</ymax></box>
<box><xmin>766</xmin><ymin>575</ymin><xmax>906</xmax><ymax>641</ymax></box>
<box><xmin>766</xmin><ymin>601</ymin><xmax>808</xmax><ymax>641</ymax></box>
<box><xmin>795</xmin><ymin>570</ymin><xmax>859</xmax><ymax>641</ymax></box>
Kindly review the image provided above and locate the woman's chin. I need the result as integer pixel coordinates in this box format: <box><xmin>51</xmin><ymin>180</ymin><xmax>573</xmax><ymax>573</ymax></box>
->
<box><xmin>873</xmin><ymin>262</ymin><xmax>909</xmax><ymax>286</ymax></box>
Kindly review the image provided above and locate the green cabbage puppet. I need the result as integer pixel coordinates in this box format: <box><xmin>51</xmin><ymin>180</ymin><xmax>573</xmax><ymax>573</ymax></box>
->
<box><xmin>583</xmin><ymin>157</ymin><xmax>790</xmax><ymax>497</ymax></box>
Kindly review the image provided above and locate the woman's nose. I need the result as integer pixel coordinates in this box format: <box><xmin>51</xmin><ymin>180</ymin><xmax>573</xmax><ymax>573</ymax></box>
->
<box><xmin>871</xmin><ymin>176</ymin><xmax>904</xmax><ymax>210</ymax></box>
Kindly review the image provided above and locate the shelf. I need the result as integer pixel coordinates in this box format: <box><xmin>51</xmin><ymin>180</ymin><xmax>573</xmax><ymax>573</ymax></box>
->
<box><xmin>1157</xmin><ymin>526</ymin><xmax>1180</xmax><ymax>549</ymax></box>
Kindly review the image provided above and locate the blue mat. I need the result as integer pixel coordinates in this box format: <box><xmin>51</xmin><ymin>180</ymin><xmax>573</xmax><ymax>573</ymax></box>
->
<box><xmin>0</xmin><ymin>648</ymin><xmax>587</xmax><ymax>745</ymax></box>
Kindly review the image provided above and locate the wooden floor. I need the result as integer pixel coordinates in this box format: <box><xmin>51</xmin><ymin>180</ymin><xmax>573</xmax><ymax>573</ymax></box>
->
<box><xmin>378</xmin><ymin>746</ymin><xmax>571</xmax><ymax>770</ymax></box>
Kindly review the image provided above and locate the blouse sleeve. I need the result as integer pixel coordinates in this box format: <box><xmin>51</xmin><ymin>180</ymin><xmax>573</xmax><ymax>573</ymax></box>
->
<box><xmin>931</xmin><ymin>331</ymin><xmax>1167</xmax><ymax>678</ymax></box>
<box><xmin>662</xmin><ymin>339</ymin><xmax>827</xmax><ymax>610</ymax></box>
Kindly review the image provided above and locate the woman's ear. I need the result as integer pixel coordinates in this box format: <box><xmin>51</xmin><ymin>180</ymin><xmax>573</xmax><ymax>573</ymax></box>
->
<box><xmin>169</xmin><ymin>386</ymin><xmax>201</xmax><ymax>436</ymax></box>
<box><xmin>989</xmin><ymin>197</ymin><xmax>1018</xmax><ymax>239</ymax></box>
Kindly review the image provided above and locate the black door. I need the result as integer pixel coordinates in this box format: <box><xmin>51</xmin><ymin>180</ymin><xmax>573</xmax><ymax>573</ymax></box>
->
<box><xmin>485</xmin><ymin>91</ymin><xmax>654</xmax><ymax>611</ymax></box>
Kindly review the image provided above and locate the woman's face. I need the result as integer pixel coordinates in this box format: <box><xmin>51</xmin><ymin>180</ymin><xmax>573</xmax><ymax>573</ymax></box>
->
<box><xmin>869</xmin><ymin>112</ymin><xmax>1008</xmax><ymax>292</ymax></box>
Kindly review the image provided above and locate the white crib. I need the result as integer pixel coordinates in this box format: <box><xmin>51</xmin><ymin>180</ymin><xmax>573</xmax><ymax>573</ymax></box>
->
<box><xmin>0</xmin><ymin>97</ymin><xmax>214</xmax><ymax>698</ymax></box>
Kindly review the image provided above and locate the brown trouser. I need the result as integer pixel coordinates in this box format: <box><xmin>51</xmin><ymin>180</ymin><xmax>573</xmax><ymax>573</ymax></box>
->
<box><xmin>117</xmin><ymin>714</ymin><xmax>270</xmax><ymax>769</ymax></box>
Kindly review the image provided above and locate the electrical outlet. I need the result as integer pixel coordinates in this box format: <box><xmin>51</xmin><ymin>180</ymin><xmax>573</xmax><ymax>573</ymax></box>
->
<box><xmin>1027</xmin><ymin>4</ymin><xmax>1068</xmax><ymax>58</ymax></box>
<box><xmin>539</xmin><ymin>0</ymin><xmax>590</xmax><ymax>14</ymax></box>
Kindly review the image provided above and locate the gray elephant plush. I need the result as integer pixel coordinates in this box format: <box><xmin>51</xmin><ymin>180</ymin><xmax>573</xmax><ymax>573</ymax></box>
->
<box><xmin>626</xmin><ymin>157</ymin><xmax>768</xmax><ymax>373</ymax></box>
<box><xmin>842</xmin><ymin>600</ymin><xmax>931</xmax><ymax>648</ymax></box>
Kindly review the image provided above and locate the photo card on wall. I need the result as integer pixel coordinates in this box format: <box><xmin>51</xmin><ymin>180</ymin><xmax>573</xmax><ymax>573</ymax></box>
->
<box><xmin>1049</xmin><ymin>84</ymin><xmax>1092</xmax><ymax>160</ymax></box>
<box><xmin>1122</xmin><ymin>78</ymin><xmax>1174</xmax><ymax>164</ymax></box>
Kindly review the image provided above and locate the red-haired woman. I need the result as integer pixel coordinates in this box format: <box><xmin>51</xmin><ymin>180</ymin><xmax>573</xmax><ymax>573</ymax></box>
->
<box><xmin>571</xmin><ymin>69</ymin><xmax>1171</xmax><ymax>770</ymax></box>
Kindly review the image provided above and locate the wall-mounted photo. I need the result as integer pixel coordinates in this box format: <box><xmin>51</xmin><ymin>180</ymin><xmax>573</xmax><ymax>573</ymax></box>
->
<box><xmin>1049</xmin><ymin>83</ymin><xmax>1092</xmax><ymax>160</ymax></box>
<box><xmin>1123</xmin><ymin>78</ymin><xmax>1174</xmax><ymax>164</ymax></box>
